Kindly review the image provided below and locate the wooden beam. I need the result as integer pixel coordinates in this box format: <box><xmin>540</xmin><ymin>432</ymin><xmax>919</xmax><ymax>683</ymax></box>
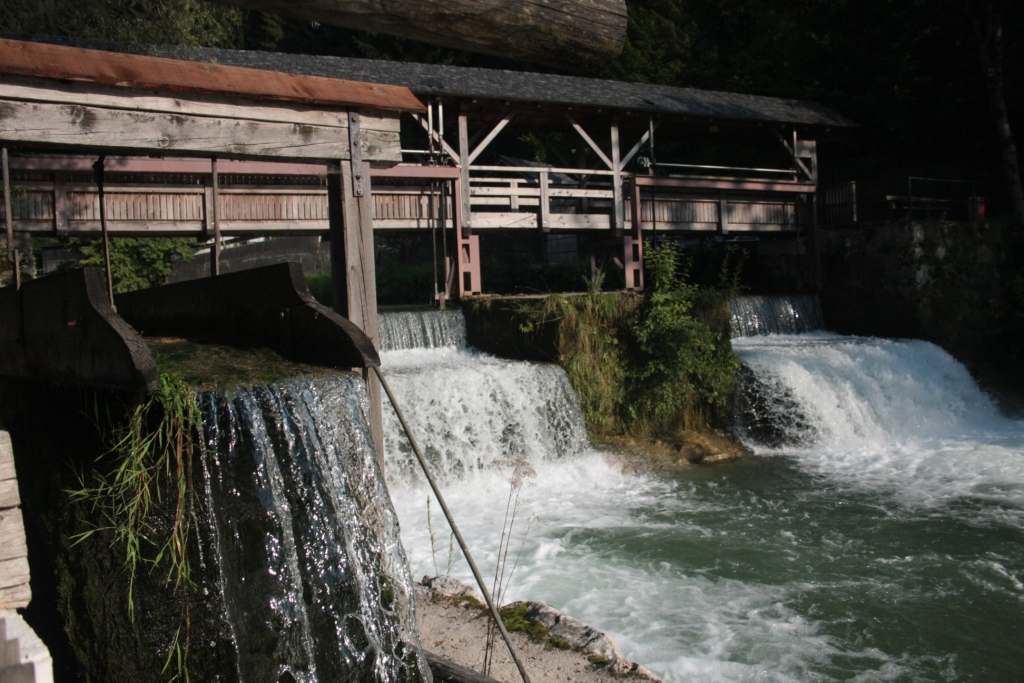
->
<box><xmin>0</xmin><ymin>98</ymin><xmax>400</xmax><ymax>161</ymax></box>
<box><xmin>411</xmin><ymin>113</ymin><xmax>461</xmax><ymax>165</ymax></box>
<box><xmin>468</xmin><ymin>110</ymin><xmax>516</xmax><ymax>164</ymax></box>
<box><xmin>539</xmin><ymin>170</ymin><xmax>550</xmax><ymax>232</ymax></box>
<box><xmin>611</xmin><ymin>121</ymin><xmax>623</xmax><ymax>232</ymax></box>
<box><xmin>0</xmin><ymin>75</ymin><xmax>352</xmax><ymax>128</ymax></box>
<box><xmin>458</xmin><ymin>113</ymin><xmax>472</xmax><ymax>233</ymax></box>
<box><xmin>340</xmin><ymin>158</ymin><xmax>384</xmax><ymax>465</ymax></box>
<box><xmin>565</xmin><ymin>115</ymin><xmax>613</xmax><ymax>170</ymax></box>
<box><xmin>621</xmin><ymin>121</ymin><xmax>659</xmax><ymax>168</ymax></box>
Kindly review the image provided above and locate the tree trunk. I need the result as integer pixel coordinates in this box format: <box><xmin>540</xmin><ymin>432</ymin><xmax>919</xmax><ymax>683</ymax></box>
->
<box><xmin>971</xmin><ymin>0</ymin><xmax>1024</xmax><ymax>225</ymax></box>
<box><xmin>207</xmin><ymin>0</ymin><xmax>627</xmax><ymax>74</ymax></box>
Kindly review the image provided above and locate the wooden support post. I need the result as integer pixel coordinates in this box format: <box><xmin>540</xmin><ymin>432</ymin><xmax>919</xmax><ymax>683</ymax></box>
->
<box><xmin>719</xmin><ymin>191</ymin><xmax>730</xmax><ymax>235</ymax></box>
<box><xmin>452</xmin><ymin>175</ymin><xmax>480</xmax><ymax>296</ymax></box>
<box><xmin>53</xmin><ymin>171</ymin><xmax>69</xmax><ymax>236</ymax></box>
<box><xmin>211</xmin><ymin>158</ymin><xmax>222</xmax><ymax>277</ymax></box>
<box><xmin>539</xmin><ymin>170</ymin><xmax>550</xmax><ymax>233</ymax></box>
<box><xmin>1</xmin><ymin>146</ymin><xmax>17</xmax><ymax>291</ymax></box>
<box><xmin>458</xmin><ymin>113</ymin><xmax>472</xmax><ymax>236</ymax></box>
<box><xmin>624</xmin><ymin>180</ymin><xmax>644</xmax><ymax>290</ymax></box>
<box><xmin>328</xmin><ymin>156</ymin><xmax>384</xmax><ymax>466</ymax></box>
<box><xmin>809</xmin><ymin>193</ymin><xmax>822</xmax><ymax>292</ymax></box>
<box><xmin>611</xmin><ymin>122</ymin><xmax>623</xmax><ymax>234</ymax></box>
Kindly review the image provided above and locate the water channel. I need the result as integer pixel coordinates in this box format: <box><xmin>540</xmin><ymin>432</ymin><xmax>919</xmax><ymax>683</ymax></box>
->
<box><xmin>379</xmin><ymin>305</ymin><xmax>1024</xmax><ymax>683</ymax></box>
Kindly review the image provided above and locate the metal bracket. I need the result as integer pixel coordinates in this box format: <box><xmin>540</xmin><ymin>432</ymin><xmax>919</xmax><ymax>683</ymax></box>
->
<box><xmin>348</xmin><ymin>111</ymin><xmax>364</xmax><ymax>197</ymax></box>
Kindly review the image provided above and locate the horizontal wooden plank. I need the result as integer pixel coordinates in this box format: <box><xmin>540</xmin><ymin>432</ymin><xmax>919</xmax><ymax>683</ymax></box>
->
<box><xmin>0</xmin><ymin>433</ymin><xmax>12</xmax><ymax>482</ymax></box>
<box><xmin>0</xmin><ymin>481</ymin><xmax>20</xmax><ymax>509</ymax></box>
<box><xmin>0</xmin><ymin>74</ymin><xmax>351</xmax><ymax>128</ymax></box>
<box><xmin>0</xmin><ymin>40</ymin><xmax>425</xmax><ymax>113</ymax></box>
<box><xmin>0</xmin><ymin>556</ymin><xmax>29</xmax><ymax>590</ymax></box>
<box><xmin>0</xmin><ymin>98</ymin><xmax>353</xmax><ymax>160</ymax></box>
<box><xmin>0</xmin><ymin>509</ymin><xmax>27</xmax><ymax>562</ymax></box>
<box><xmin>0</xmin><ymin>582</ymin><xmax>31</xmax><ymax>610</ymax></box>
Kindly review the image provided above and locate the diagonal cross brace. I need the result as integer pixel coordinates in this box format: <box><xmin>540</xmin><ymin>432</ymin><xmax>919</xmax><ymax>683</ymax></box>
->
<box><xmin>468</xmin><ymin>110</ymin><xmax>517</xmax><ymax>164</ymax></box>
<box><xmin>566</xmin><ymin>115</ymin><xmax>614</xmax><ymax>170</ymax></box>
<box><xmin>411</xmin><ymin>113</ymin><xmax>461</xmax><ymax>164</ymax></box>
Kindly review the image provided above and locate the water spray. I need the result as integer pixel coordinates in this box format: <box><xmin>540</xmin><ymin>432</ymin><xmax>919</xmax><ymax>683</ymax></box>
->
<box><xmin>372</xmin><ymin>365</ymin><xmax>533</xmax><ymax>683</ymax></box>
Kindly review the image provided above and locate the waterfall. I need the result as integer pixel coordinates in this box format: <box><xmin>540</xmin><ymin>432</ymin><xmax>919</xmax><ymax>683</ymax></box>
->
<box><xmin>377</xmin><ymin>308</ymin><xmax>586</xmax><ymax>481</ymax></box>
<box><xmin>381</xmin><ymin>350</ymin><xmax>588</xmax><ymax>483</ymax></box>
<box><xmin>729</xmin><ymin>295</ymin><xmax>824</xmax><ymax>338</ymax></box>
<box><xmin>199</xmin><ymin>375</ymin><xmax>428</xmax><ymax>683</ymax></box>
<box><xmin>378</xmin><ymin>309</ymin><xmax>466</xmax><ymax>351</ymax></box>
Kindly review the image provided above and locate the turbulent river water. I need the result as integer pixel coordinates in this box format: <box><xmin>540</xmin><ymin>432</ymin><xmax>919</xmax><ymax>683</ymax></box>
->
<box><xmin>378</xmin><ymin>307</ymin><xmax>1024</xmax><ymax>683</ymax></box>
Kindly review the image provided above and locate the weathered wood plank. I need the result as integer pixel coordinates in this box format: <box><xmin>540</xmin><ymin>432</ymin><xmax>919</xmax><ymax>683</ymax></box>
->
<box><xmin>0</xmin><ymin>509</ymin><xmax>27</xmax><ymax>562</ymax></box>
<box><xmin>0</xmin><ymin>98</ymin><xmax>351</xmax><ymax>159</ymax></box>
<box><xmin>0</xmin><ymin>432</ymin><xmax>13</xmax><ymax>482</ymax></box>
<box><xmin>0</xmin><ymin>556</ymin><xmax>29</xmax><ymax>590</ymax></box>
<box><xmin>0</xmin><ymin>582</ymin><xmax>31</xmax><ymax>610</ymax></box>
<box><xmin>0</xmin><ymin>74</ymin><xmax>352</xmax><ymax>128</ymax></box>
<box><xmin>0</xmin><ymin>99</ymin><xmax>399</xmax><ymax>162</ymax></box>
<box><xmin>0</xmin><ymin>481</ymin><xmax>19</xmax><ymax>509</ymax></box>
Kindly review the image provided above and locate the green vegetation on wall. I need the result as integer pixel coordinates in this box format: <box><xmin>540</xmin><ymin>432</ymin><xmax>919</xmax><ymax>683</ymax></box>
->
<box><xmin>69</xmin><ymin>370</ymin><xmax>203</xmax><ymax>681</ymax></box>
<box><xmin>476</xmin><ymin>243</ymin><xmax>742</xmax><ymax>437</ymax></box>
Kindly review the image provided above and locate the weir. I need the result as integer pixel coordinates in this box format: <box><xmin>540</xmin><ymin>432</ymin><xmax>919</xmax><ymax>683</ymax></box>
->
<box><xmin>199</xmin><ymin>375</ymin><xmax>427</xmax><ymax>683</ymax></box>
<box><xmin>728</xmin><ymin>294</ymin><xmax>825</xmax><ymax>338</ymax></box>
<box><xmin>378</xmin><ymin>309</ymin><xmax>467</xmax><ymax>351</ymax></box>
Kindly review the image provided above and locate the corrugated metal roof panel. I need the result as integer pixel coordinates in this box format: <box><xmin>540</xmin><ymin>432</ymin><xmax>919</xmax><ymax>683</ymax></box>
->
<box><xmin>0</xmin><ymin>38</ymin><xmax>425</xmax><ymax>113</ymax></box>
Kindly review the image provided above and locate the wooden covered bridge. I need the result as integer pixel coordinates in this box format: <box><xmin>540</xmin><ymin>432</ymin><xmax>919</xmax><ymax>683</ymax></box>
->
<box><xmin>3</xmin><ymin>37</ymin><xmax>853</xmax><ymax>298</ymax></box>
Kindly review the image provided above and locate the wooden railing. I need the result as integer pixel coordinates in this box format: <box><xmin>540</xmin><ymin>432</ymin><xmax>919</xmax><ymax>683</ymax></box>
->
<box><xmin>5</xmin><ymin>166</ymin><xmax>809</xmax><ymax>236</ymax></box>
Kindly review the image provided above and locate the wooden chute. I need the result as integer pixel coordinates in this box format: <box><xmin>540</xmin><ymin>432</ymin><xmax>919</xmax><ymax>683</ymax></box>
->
<box><xmin>205</xmin><ymin>0</ymin><xmax>627</xmax><ymax>73</ymax></box>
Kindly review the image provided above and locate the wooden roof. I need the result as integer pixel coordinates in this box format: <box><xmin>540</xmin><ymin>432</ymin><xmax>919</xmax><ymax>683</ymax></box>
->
<box><xmin>147</xmin><ymin>46</ymin><xmax>854</xmax><ymax>128</ymax></box>
<box><xmin>0</xmin><ymin>38</ymin><xmax>425</xmax><ymax>113</ymax></box>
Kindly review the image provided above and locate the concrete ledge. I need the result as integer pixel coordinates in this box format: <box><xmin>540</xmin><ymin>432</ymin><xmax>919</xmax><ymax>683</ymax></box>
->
<box><xmin>0</xmin><ymin>611</ymin><xmax>53</xmax><ymax>683</ymax></box>
<box><xmin>116</xmin><ymin>262</ymin><xmax>380</xmax><ymax>369</ymax></box>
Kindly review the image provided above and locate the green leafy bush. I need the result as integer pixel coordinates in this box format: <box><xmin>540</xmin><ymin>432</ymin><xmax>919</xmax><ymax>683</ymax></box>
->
<box><xmin>70</xmin><ymin>237</ymin><xmax>195</xmax><ymax>293</ymax></box>
<box><xmin>512</xmin><ymin>242</ymin><xmax>741</xmax><ymax>437</ymax></box>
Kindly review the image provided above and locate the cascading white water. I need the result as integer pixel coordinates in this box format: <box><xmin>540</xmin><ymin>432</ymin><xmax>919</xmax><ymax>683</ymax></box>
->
<box><xmin>732</xmin><ymin>332</ymin><xmax>1024</xmax><ymax>518</ymax></box>
<box><xmin>378</xmin><ymin>309</ymin><xmax>466</xmax><ymax>351</ymax></box>
<box><xmin>381</xmin><ymin>347</ymin><xmax>588</xmax><ymax>482</ymax></box>
<box><xmin>383</xmin><ymin>308</ymin><xmax>1024</xmax><ymax>683</ymax></box>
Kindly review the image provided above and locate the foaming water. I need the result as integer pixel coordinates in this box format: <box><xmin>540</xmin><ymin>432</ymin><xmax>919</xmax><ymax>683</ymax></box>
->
<box><xmin>381</xmin><ymin>347</ymin><xmax>587</xmax><ymax>481</ymax></box>
<box><xmin>378</xmin><ymin>309</ymin><xmax>466</xmax><ymax>351</ymax></box>
<box><xmin>733</xmin><ymin>333</ymin><xmax>1024</xmax><ymax>518</ymax></box>
<box><xmin>382</xmin><ymin>337</ymin><xmax>1024</xmax><ymax>682</ymax></box>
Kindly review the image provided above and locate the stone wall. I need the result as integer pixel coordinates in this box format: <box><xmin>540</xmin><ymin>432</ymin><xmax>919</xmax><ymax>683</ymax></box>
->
<box><xmin>819</xmin><ymin>221</ymin><xmax>1024</xmax><ymax>403</ymax></box>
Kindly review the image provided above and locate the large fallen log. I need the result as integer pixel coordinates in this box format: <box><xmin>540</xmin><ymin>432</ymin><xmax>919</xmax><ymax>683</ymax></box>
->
<box><xmin>205</xmin><ymin>0</ymin><xmax>627</xmax><ymax>73</ymax></box>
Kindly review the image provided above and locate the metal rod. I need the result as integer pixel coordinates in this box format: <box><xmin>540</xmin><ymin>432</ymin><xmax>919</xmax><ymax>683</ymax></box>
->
<box><xmin>2</xmin><ymin>146</ymin><xmax>19</xmax><ymax>290</ymax></box>
<box><xmin>428</xmin><ymin>100</ymin><xmax>435</xmax><ymax>157</ymax></box>
<box><xmin>92</xmin><ymin>155</ymin><xmax>115</xmax><ymax>307</ymax></box>
<box><xmin>655</xmin><ymin>162</ymin><xmax>796</xmax><ymax>174</ymax></box>
<box><xmin>469</xmin><ymin>165</ymin><xmax>614</xmax><ymax>176</ymax></box>
<box><xmin>371</xmin><ymin>365</ymin><xmax>532</xmax><ymax>683</ymax></box>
